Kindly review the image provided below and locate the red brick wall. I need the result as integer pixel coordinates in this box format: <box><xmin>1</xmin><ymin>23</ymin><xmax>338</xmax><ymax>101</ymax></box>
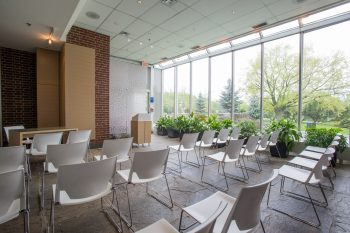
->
<box><xmin>66</xmin><ymin>26</ymin><xmax>110</xmax><ymax>141</ymax></box>
<box><xmin>0</xmin><ymin>47</ymin><xmax>37</xmax><ymax>141</ymax></box>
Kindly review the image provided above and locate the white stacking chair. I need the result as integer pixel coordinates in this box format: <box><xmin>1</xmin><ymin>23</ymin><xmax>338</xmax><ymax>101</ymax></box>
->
<box><xmin>239</xmin><ymin>136</ymin><xmax>261</xmax><ymax>173</ymax></box>
<box><xmin>168</xmin><ymin>133</ymin><xmax>199</xmax><ymax>171</ymax></box>
<box><xmin>0</xmin><ymin>146</ymin><xmax>27</xmax><ymax>174</ymax></box>
<box><xmin>3</xmin><ymin>125</ymin><xmax>25</xmax><ymax>144</ymax></box>
<box><xmin>115</xmin><ymin>148</ymin><xmax>173</xmax><ymax>228</ymax></box>
<box><xmin>93</xmin><ymin>138</ymin><xmax>133</xmax><ymax>169</ymax></box>
<box><xmin>213</xmin><ymin>129</ymin><xmax>230</xmax><ymax>149</ymax></box>
<box><xmin>257</xmin><ymin>134</ymin><xmax>271</xmax><ymax>163</ymax></box>
<box><xmin>28</xmin><ymin>132</ymin><xmax>63</xmax><ymax>156</ymax></box>
<box><xmin>180</xmin><ymin>169</ymin><xmax>279</xmax><ymax>233</ymax></box>
<box><xmin>267</xmin><ymin>130</ymin><xmax>281</xmax><ymax>157</ymax></box>
<box><xmin>0</xmin><ymin>168</ymin><xmax>29</xmax><ymax>233</ymax></box>
<box><xmin>267</xmin><ymin>155</ymin><xmax>328</xmax><ymax>227</ymax></box>
<box><xmin>305</xmin><ymin>142</ymin><xmax>337</xmax><ymax>177</ymax></box>
<box><xmin>136</xmin><ymin>202</ymin><xmax>227</xmax><ymax>233</ymax></box>
<box><xmin>227</xmin><ymin>127</ymin><xmax>240</xmax><ymax>141</ymax></box>
<box><xmin>66</xmin><ymin>130</ymin><xmax>91</xmax><ymax>144</ymax></box>
<box><xmin>40</xmin><ymin>142</ymin><xmax>88</xmax><ymax>209</ymax></box>
<box><xmin>48</xmin><ymin>156</ymin><xmax>118</xmax><ymax>233</ymax></box>
<box><xmin>195</xmin><ymin>130</ymin><xmax>215</xmax><ymax>163</ymax></box>
<box><xmin>201</xmin><ymin>139</ymin><xmax>246</xmax><ymax>191</ymax></box>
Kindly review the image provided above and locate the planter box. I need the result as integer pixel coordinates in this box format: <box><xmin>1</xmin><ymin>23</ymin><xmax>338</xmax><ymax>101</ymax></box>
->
<box><xmin>270</xmin><ymin>142</ymin><xmax>288</xmax><ymax>158</ymax></box>
<box><xmin>157</xmin><ymin>128</ymin><xmax>168</xmax><ymax>136</ymax></box>
<box><xmin>167</xmin><ymin>128</ymin><xmax>179</xmax><ymax>138</ymax></box>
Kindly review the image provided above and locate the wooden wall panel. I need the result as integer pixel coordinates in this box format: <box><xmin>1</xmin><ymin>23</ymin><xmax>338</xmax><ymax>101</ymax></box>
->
<box><xmin>60</xmin><ymin>43</ymin><xmax>95</xmax><ymax>139</ymax></box>
<box><xmin>36</xmin><ymin>48</ymin><xmax>59</xmax><ymax>127</ymax></box>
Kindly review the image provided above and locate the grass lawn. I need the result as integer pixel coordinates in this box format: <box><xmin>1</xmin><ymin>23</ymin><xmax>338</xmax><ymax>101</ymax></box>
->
<box><xmin>301</xmin><ymin>121</ymin><xmax>349</xmax><ymax>135</ymax></box>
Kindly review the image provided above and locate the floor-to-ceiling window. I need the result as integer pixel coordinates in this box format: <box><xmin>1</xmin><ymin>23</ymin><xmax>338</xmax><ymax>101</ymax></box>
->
<box><xmin>303</xmin><ymin>21</ymin><xmax>350</xmax><ymax>134</ymax></box>
<box><xmin>235</xmin><ymin>45</ymin><xmax>261</xmax><ymax>127</ymax></box>
<box><xmin>163</xmin><ymin>67</ymin><xmax>175</xmax><ymax>115</ymax></box>
<box><xmin>263</xmin><ymin>35</ymin><xmax>300</xmax><ymax>127</ymax></box>
<box><xmin>192</xmin><ymin>58</ymin><xmax>209</xmax><ymax>115</ymax></box>
<box><xmin>210</xmin><ymin>53</ymin><xmax>232</xmax><ymax>119</ymax></box>
<box><xmin>177</xmin><ymin>63</ymin><xmax>190</xmax><ymax>114</ymax></box>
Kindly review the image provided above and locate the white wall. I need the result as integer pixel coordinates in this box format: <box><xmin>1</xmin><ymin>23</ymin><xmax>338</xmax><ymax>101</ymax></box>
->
<box><xmin>152</xmin><ymin>68</ymin><xmax>162</xmax><ymax>122</ymax></box>
<box><xmin>109</xmin><ymin>58</ymin><xmax>149</xmax><ymax>136</ymax></box>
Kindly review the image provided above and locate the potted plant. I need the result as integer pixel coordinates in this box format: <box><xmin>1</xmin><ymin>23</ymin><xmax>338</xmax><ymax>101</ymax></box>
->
<box><xmin>193</xmin><ymin>115</ymin><xmax>209</xmax><ymax>140</ymax></box>
<box><xmin>265</xmin><ymin>119</ymin><xmax>301</xmax><ymax>158</ymax></box>
<box><xmin>167</xmin><ymin>117</ymin><xmax>179</xmax><ymax>138</ymax></box>
<box><xmin>237</xmin><ymin>120</ymin><xmax>258</xmax><ymax>144</ymax></box>
<box><xmin>207</xmin><ymin>114</ymin><xmax>223</xmax><ymax>136</ymax></box>
<box><xmin>156</xmin><ymin>115</ymin><xmax>171</xmax><ymax>136</ymax></box>
<box><xmin>175</xmin><ymin>115</ymin><xmax>194</xmax><ymax>139</ymax></box>
<box><xmin>221</xmin><ymin>118</ymin><xmax>233</xmax><ymax>130</ymax></box>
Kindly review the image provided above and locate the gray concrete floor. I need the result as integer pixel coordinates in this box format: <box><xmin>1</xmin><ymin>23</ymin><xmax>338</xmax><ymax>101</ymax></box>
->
<box><xmin>1</xmin><ymin>134</ymin><xmax>349</xmax><ymax>233</ymax></box>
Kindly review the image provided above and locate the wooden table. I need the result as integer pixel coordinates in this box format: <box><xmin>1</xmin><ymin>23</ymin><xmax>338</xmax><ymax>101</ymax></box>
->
<box><xmin>9</xmin><ymin>127</ymin><xmax>78</xmax><ymax>146</ymax></box>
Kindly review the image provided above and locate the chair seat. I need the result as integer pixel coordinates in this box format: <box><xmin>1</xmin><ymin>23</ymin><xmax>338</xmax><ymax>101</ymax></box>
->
<box><xmin>213</xmin><ymin>138</ymin><xmax>227</xmax><ymax>144</ymax></box>
<box><xmin>183</xmin><ymin>191</ymin><xmax>236</xmax><ymax>233</ymax></box>
<box><xmin>27</xmin><ymin>148</ymin><xmax>46</xmax><ymax>156</ymax></box>
<box><xmin>288</xmin><ymin>157</ymin><xmax>317</xmax><ymax>170</ymax></box>
<box><xmin>298</xmin><ymin>150</ymin><xmax>322</xmax><ymax>160</ymax></box>
<box><xmin>117</xmin><ymin>169</ymin><xmax>162</xmax><ymax>184</ymax></box>
<box><xmin>44</xmin><ymin>162</ymin><xmax>58</xmax><ymax>173</ymax></box>
<box><xmin>169</xmin><ymin>145</ymin><xmax>194</xmax><ymax>152</ymax></box>
<box><xmin>227</xmin><ymin>137</ymin><xmax>239</xmax><ymax>141</ymax></box>
<box><xmin>279</xmin><ymin>165</ymin><xmax>312</xmax><ymax>183</ymax></box>
<box><xmin>135</xmin><ymin>218</ymin><xmax>178</xmax><ymax>233</ymax></box>
<box><xmin>0</xmin><ymin>199</ymin><xmax>21</xmax><ymax>224</ymax></box>
<box><xmin>240</xmin><ymin>148</ymin><xmax>254</xmax><ymax>156</ymax></box>
<box><xmin>52</xmin><ymin>183</ymin><xmax>112</xmax><ymax>205</ymax></box>
<box><xmin>207</xmin><ymin>152</ymin><xmax>238</xmax><ymax>163</ymax></box>
<box><xmin>305</xmin><ymin>146</ymin><xmax>326</xmax><ymax>154</ymax></box>
<box><xmin>334</xmin><ymin>135</ymin><xmax>341</xmax><ymax>140</ymax></box>
<box><xmin>257</xmin><ymin>145</ymin><xmax>267</xmax><ymax>152</ymax></box>
<box><xmin>195</xmin><ymin>141</ymin><xmax>212</xmax><ymax>148</ymax></box>
<box><xmin>93</xmin><ymin>155</ymin><xmax>129</xmax><ymax>163</ymax></box>
<box><xmin>227</xmin><ymin>220</ymin><xmax>252</xmax><ymax>233</ymax></box>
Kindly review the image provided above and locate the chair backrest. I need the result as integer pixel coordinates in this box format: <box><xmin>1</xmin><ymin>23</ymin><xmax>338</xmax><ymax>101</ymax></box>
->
<box><xmin>180</xmin><ymin>133</ymin><xmax>199</xmax><ymax>149</ymax></box>
<box><xmin>224</xmin><ymin>169</ymin><xmax>279</xmax><ymax>232</ymax></box>
<box><xmin>0</xmin><ymin>169</ymin><xmax>26</xmax><ymax>217</ymax></box>
<box><xmin>129</xmin><ymin>148</ymin><xmax>169</xmax><ymax>182</ymax></box>
<box><xmin>66</xmin><ymin>130</ymin><xmax>91</xmax><ymax>144</ymax></box>
<box><xmin>201</xmin><ymin>130</ymin><xmax>216</xmax><ymax>145</ymax></box>
<box><xmin>31</xmin><ymin>132</ymin><xmax>63</xmax><ymax>153</ymax></box>
<box><xmin>55</xmin><ymin>156</ymin><xmax>117</xmax><ymax>202</ymax></box>
<box><xmin>312</xmin><ymin>154</ymin><xmax>328</xmax><ymax>181</ymax></box>
<box><xmin>225</xmin><ymin>139</ymin><xmax>245</xmax><ymax>161</ymax></box>
<box><xmin>3</xmin><ymin>125</ymin><xmax>24</xmax><ymax>142</ymax></box>
<box><xmin>259</xmin><ymin>134</ymin><xmax>270</xmax><ymax>148</ymax></box>
<box><xmin>102</xmin><ymin>138</ymin><xmax>133</xmax><ymax>159</ymax></box>
<box><xmin>46</xmin><ymin>142</ymin><xmax>88</xmax><ymax>171</ymax></box>
<box><xmin>0</xmin><ymin>146</ymin><xmax>26</xmax><ymax>173</ymax></box>
<box><xmin>217</xmin><ymin>129</ymin><xmax>230</xmax><ymax>141</ymax></box>
<box><xmin>245</xmin><ymin>136</ymin><xmax>260</xmax><ymax>153</ymax></box>
<box><xmin>269</xmin><ymin>130</ymin><xmax>280</xmax><ymax>144</ymax></box>
<box><xmin>188</xmin><ymin>201</ymin><xmax>228</xmax><ymax>233</ymax></box>
<box><xmin>230</xmin><ymin>127</ymin><xmax>241</xmax><ymax>140</ymax></box>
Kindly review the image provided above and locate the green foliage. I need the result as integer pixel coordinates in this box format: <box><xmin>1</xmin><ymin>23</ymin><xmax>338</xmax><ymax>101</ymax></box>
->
<box><xmin>305</xmin><ymin>127</ymin><xmax>348</xmax><ymax>153</ymax></box>
<box><xmin>339</xmin><ymin>106</ymin><xmax>350</xmax><ymax>128</ymax></box>
<box><xmin>248</xmin><ymin>95</ymin><xmax>260</xmax><ymax>119</ymax></box>
<box><xmin>303</xmin><ymin>100</ymin><xmax>327</xmax><ymax>123</ymax></box>
<box><xmin>174</xmin><ymin>115</ymin><xmax>195</xmax><ymax>134</ymax></box>
<box><xmin>265</xmin><ymin>119</ymin><xmax>301</xmax><ymax>151</ymax></box>
<box><xmin>156</xmin><ymin>115</ymin><xmax>172</xmax><ymax>130</ymax></box>
<box><xmin>221</xmin><ymin>118</ymin><xmax>233</xmax><ymax>129</ymax></box>
<box><xmin>195</xmin><ymin>92</ymin><xmax>207</xmax><ymax>113</ymax></box>
<box><xmin>219</xmin><ymin>79</ymin><xmax>241</xmax><ymax>113</ymax></box>
<box><xmin>238</xmin><ymin>121</ymin><xmax>258</xmax><ymax>139</ymax></box>
<box><xmin>207</xmin><ymin>114</ymin><xmax>223</xmax><ymax>132</ymax></box>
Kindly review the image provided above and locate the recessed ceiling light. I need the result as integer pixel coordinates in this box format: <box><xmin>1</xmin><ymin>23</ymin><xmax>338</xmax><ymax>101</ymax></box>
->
<box><xmin>127</xmin><ymin>38</ymin><xmax>131</xmax><ymax>42</ymax></box>
<box><xmin>86</xmin><ymin>11</ymin><xmax>100</xmax><ymax>19</ymax></box>
<box><xmin>139</xmin><ymin>42</ymin><xmax>143</xmax><ymax>45</ymax></box>
<box><xmin>232</xmin><ymin>9</ymin><xmax>235</xmax><ymax>15</ymax></box>
<box><xmin>150</xmin><ymin>45</ymin><xmax>154</xmax><ymax>48</ymax></box>
<box><xmin>137</xmin><ymin>0</ymin><xmax>142</xmax><ymax>4</ymax></box>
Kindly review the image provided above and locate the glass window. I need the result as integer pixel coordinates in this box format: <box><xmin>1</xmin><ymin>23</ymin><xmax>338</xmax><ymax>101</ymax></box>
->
<box><xmin>192</xmin><ymin>58</ymin><xmax>209</xmax><ymax>115</ymax></box>
<box><xmin>177</xmin><ymin>63</ymin><xmax>191</xmax><ymax>114</ymax></box>
<box><xmin>163</xmin><ymin>68</ymin><xmax>175</xmax><ymax>115</ymax></box>
<box><xmin>263</xmin><ymin>35</ymin><xmax>300</xmax><ymax>127</ymax></box>
<box><xmin>231</xmin><ymin>33</ymin><xmax>260</xmax><ymax>45</ymax></box>
<box><xmin>174</xmin><ymin>55</ymin><xmax>189</xmax><ymax>63</ymax></box>
<box><xmin>302</xmin><ymin>2</ymin><xmax>350</xmax><ymax>25</ymax></box>
<box><xmin>189</xmin><ymin>49</ymin><xmax>207</xmax><ymax>58</ymax></box>
<box><xmin>208</xmin><ymin>42</ymin><xmax>231</xmax><ymax>53</ymax></box>
<box><xmin>262</xmin><ymin>20</ymin><xmax>299</xmax><ymax>37</ymax></box>
<box><xmin>303</xmin><ymin>21</ymin><xmax>350</xmax><ymax>135</ymax></box>
<box><xmin>210</xmin><ymin>53</ymin><xmax>232</xmax><ymax>119</ymax></box>
<box><xmin>235</xmin><ymin>45</ymin><xmax>261</xmax><ymax>127</ymax></box>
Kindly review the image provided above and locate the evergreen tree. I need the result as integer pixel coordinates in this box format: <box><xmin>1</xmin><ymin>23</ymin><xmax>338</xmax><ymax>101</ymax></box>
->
<box><xmin>219</xmin><ymin>79</ymin><xmax>241</xmax><ymax>112</ymax></box>
<box><xmin>248</xmin><ymin>95</ymin><xmax>260</xmax><ymax>119</ymax></box>
<box><xmin>195</xmin><ymin>92</ymin><xmax>206</xmax><ymax>113</ymax></box>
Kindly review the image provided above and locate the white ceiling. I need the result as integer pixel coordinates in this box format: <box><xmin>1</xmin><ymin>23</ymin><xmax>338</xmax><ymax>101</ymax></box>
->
<box><xmin>0</xmin><ymin>0</ymin><xmax>82</xmax><ymax>52</ymax></box>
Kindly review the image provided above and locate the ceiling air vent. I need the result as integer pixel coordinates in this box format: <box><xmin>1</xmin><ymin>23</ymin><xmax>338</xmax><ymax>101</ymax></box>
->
<box><xmin>161</xmin><ymin>0</ymin><xmax>177</xmax><ymax>6</ymax></box>
<box><xmin>252</xmin><ymin>22</ymin><xmax>268</xmax><ymax>30</ymax></box>
<box><xmin>191</xmin><ymin>45</ymin><xmax>201</xmax><ymax>50</ymax></box>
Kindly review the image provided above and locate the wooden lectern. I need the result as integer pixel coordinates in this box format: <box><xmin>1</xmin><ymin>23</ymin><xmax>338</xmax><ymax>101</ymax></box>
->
<box><xmin>131</xmin><ymin>114</ymin><xmax>152</xmax><ymax>146</ymax></box>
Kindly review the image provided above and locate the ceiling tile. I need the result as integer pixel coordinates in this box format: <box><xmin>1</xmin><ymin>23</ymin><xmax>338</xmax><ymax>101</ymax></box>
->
<box><xmin>156</xmin><ymin>33</ymin><xmax>187</xmax><ymax>48</ymax></box>
<box><xmin>116</xmin><ymin>0</ymin><xmax>158</xmax><ymax>17</ymax></box>
<box><xmin>178</xmin><ymin>0</ymin><xmax>200</xmax><ymax>6</ymax></box>
<box><xmin>77</xmin><ymin>1</ymin><xmax>113</xmax><ymax>28</ymax></box>
<box><xmin>191</xmin><ymin>0</ymin><xmax>237</xmax><ymax>16</ymax></box>
<box><xmin>175</xmin><ymin>18</ymin><xmax>217</xmax><ymax>39</ymax></box>
<box><xmin>94</xmin><ymin>0</ymin><xmax>122</xmax><ymax>8</ymax></box>
<box><xmin>124</xmin><ymin>19</ymin><xmax>154</xmax><ymax>37</ymax></box>
<box><xmin>111</xmin><ymin>48</ymin><xmax>132</xmax><ymax>57</ymax></box>
<box><xmin>140</xmin><ymin>2</ymin><xmax>180</xmax><ymax>25</ymax></box>
<box><xmin>99</xmin><ymin>9</ymin><xmax>136</xmax><ymax>34</ymax></box>
<box><xmin>207</xmin><ymin>0</ymin><xmax>264</xmax><ymax>25</ymax></box>
<box><xmin>261</xmin><ymin>0</ymin><xmax>280</xmax><ymax>5</ymax></box>
<box><xmin>137</xmin><ymin>27</ymin><xmax>170</xmax><ymax>44</ymax></box>
<box><xmin>110</xmin><ymin>34</ymin><xmax>132</xmax><ymax>49</ymax></box>
<box><xmin>74</xmin><ymin>21</ymin><xmax>98</xmax><ymax>32</ymax></box>
<box><xmin>189</xmin><ymin>27</ymin><xmax>227</xmax><ymax>44</ymax></box>
<box><xmin>123</xmin><ymin>40</ymin><xmax>147</xmax><ymax>53</ymax></box>
<box><xmin>96</xmin><ymin>28</ymin><xmax>117</xmax><ymax>37</ymax></box>
<box><xmin>267</xmin><ymin>0</ymin><xmax>319</xmax><ymax>17</ymax></box>
<box><xmin>159</xmin><ymin>8</ymin><xmax>203</xmax><ymax>32</ymax></box>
